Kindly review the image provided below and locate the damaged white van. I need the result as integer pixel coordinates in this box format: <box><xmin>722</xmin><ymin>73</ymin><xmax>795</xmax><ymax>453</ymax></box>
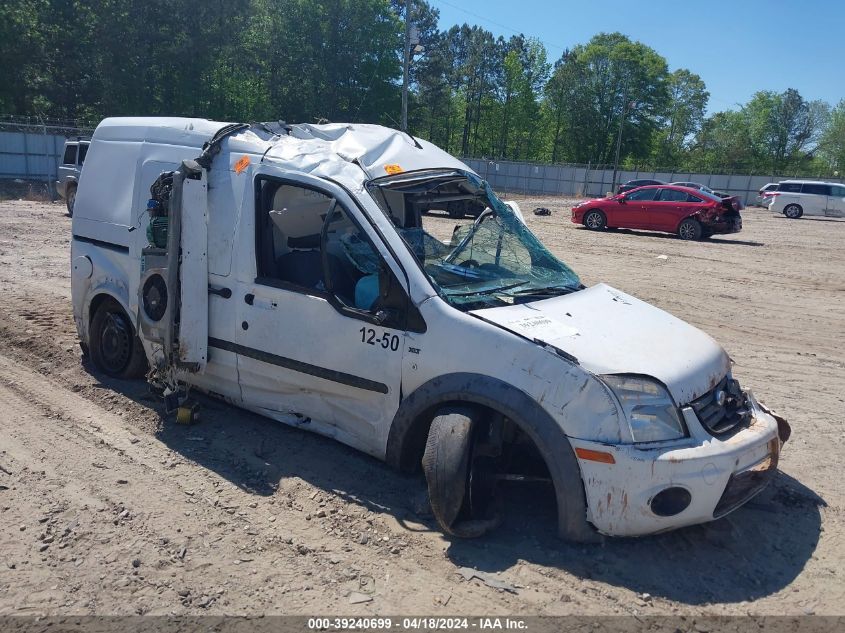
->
<box><xmin>71</xmin><ymin>117</ymin><xmax>790</xmax><ymax>540</ymax></box>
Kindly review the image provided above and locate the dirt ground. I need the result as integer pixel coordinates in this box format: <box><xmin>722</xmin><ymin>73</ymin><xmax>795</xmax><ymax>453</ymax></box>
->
<box><xmin>0</xmin><ymin>197</ymin><xmax>842</xmax><ymax>617</ymax></box>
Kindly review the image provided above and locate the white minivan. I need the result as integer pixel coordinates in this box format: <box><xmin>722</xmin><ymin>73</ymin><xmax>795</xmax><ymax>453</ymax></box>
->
<box><xmin>71</xmin><ymin>118</ymin><xmax>790</xmax><ymax>540</ymax></box>
<box><xmin>768</xmin><ymin>180</ymin><xmax>845</xmax><ymax>218</ymax></box>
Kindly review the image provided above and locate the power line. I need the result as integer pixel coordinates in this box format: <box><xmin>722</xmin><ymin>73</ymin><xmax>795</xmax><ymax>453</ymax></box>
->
<box><xmin>431</xmin><ymin>0</ymin><xmax>569</xmax><ymax>53</ymax></box>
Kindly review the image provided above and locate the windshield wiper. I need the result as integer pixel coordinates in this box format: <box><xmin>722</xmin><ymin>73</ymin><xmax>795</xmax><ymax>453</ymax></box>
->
<box><xmin>445</xmin><ymin>281</ymin><xmax>527</xmax><ymax>297</ymax></box>
<box><xmin>506</xmin><ymin>285</ymin><xmax>579</xmax><ymax>297</ymax></box>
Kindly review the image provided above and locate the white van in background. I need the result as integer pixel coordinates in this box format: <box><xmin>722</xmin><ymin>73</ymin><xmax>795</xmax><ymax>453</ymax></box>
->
<box><xmin>767</xmin><ymin>180</ymin><xmax>845</xmax><ymax>218</ymax></box>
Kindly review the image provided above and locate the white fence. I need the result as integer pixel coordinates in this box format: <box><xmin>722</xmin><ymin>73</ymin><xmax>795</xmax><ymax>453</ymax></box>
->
<box><xmin>0</xmin><ymin>121</ymin><xmax>92</xmax><ymax>195</ymax></box>
<box><xmin>462</xmin><ymin>158</ymin><xmax>844</xmax><ymax>206</ymax></box>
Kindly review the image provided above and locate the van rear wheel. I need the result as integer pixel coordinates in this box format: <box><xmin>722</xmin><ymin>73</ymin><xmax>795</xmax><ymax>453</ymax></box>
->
<box><xmin>784</xmin><ymin>204</ymin><xmax>803</xmax><ymax>219</ymax></box>
<box><xmin>90</xmin><ymin>298</ymin><xmax>147</xmax><ymax>379</ymax></box>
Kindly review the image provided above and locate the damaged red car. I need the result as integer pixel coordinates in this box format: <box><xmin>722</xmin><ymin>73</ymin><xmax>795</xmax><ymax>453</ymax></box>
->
<box><xmin>571</xmin><ymin>185</ymin><xmax>743</xmax><ymax>240</ymax></box>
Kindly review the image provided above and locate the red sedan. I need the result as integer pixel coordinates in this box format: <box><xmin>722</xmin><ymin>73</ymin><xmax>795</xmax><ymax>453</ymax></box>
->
<box><xmin>570</xmin><ymin>185</ymin><xmax>743</xmax><ymax>240</ymax></box>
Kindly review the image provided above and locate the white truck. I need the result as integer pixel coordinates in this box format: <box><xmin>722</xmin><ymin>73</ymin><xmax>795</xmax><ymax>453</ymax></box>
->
<box><xmin>71</xmin><ymin>117</ymin><xmax>790</xmax><ymax>540</ymax></box>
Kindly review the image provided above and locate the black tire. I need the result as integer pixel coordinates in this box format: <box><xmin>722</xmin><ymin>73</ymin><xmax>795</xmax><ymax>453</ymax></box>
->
<box><xmin>446</xmin><ymin>201</ymin><xmax>466</xmax><ymax>219</ymax></box>
<box><xmin>422</xmin><ymin>406</ymin><xmax>501</xmax><ymax>538</ymax></box>
<box><xmin>678</xmin><ymin>217</ymin><xmax>703</xmax><ymax>241</ymax></box>
<box><xmin>784</xmin><ymin>204</ymin><xmax>803</xmax><ymax>219</ymax></box>
<box><xmin>66</xmin><ymin>185</ymin><xmax>76</xmax><ymax>217</ymax></box>
<box><xmin>89</xmin><ymin>298</ymin><xmax>148</xmax><ymax>379</ymax></box>
<box><xmin>583</xmin><ymin>210</ymin><xmax>606</xmax><ymax>230</ymax></box>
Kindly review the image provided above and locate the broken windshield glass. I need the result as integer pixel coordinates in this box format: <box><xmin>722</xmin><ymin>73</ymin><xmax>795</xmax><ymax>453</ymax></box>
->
<box><xmin>367</xmin><ymin>171</ymin><xmax>581</xmax><ymax>310</ymax></box>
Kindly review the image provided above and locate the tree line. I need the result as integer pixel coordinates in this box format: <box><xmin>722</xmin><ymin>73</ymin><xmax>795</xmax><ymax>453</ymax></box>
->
<box><xmin>2</xmin><ymin>0</ymin><xmax>843</xmax><ymax>176</ymax></box>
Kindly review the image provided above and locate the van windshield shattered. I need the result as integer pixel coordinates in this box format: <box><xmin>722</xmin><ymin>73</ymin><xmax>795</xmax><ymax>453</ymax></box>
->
<box><xmin>367</xmin><ymin>170</ymin><xmax>581</xmax><ymax>309</ymax></box>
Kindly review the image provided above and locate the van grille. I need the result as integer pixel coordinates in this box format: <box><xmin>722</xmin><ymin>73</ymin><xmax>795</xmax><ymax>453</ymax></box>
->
<box><xmin>690</xmin><ymin>376</ymin><xmax>751</xmax><ymax>436</ymax></box>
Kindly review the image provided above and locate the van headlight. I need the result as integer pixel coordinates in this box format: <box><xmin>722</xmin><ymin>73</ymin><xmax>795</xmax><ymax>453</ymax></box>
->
<box><xmin>601</xmin><ymin>375</ymin><xmax>686</xmax><ymax>442</ymax></box>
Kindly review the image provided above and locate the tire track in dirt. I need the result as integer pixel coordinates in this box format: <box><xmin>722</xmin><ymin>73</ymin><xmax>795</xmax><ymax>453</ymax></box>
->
<box><xmin>0</xmin><ymin>352</ymin><xmax>530</xmax><ymax>615</ymax></box>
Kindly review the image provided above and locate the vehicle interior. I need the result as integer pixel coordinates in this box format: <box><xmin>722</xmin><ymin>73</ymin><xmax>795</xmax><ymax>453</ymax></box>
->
<box><xmin>255</xmin><ymin>180</ymin><xmax>383</xmax><ymax>311</ymax></box>
<box><xmin>368</xmin><ymin>170</ymin><xmax>581</xmax><ymax>310</ymax></box>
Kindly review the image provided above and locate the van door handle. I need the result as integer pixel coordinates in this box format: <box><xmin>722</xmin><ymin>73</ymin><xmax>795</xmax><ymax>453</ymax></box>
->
<box><xmin>251</xmin><ymin>296</ymin><xmax>277</xmax><ymax>310</ymax></box>
<box><xmin>244</xmin><ymin>293</ymin><xmax>276</xmax><ymax>310</ymax></box>
<box><xmin>208</xmin><ymin>285</ymin><xmax>231</xmax><ymax>298</ymax></box>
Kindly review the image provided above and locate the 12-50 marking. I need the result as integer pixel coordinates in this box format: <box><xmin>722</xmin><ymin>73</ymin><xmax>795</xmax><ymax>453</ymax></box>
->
<box><xmin>359</xmin><ymin>327</ymin><xmax>400</xmax><ymax>351</ymax></box>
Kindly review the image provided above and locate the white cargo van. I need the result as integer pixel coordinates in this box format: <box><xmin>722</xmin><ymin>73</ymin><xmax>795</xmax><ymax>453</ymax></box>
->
<box><xmin>71</xmin><ymin>117</ymin><xmax>790</xmax><ymax>539</ymax></box>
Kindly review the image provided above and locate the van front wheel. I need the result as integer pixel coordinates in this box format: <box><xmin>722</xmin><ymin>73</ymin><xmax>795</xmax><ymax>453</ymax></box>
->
<box><xmin>422</xmin><ymin>406</ymin><xmax>502</xmax><ymax>538</ymax></box>
<box><xmin>90</xmin><ymin>298</ymin><xmax>147</xmax><ymax>379</ymax></box>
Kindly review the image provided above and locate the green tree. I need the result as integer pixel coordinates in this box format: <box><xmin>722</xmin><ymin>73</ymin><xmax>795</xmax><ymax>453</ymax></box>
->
<box><xmin>691</xmin><ymin>89</ymin><xmax>830</xmax><ymax>174</ymax></box>
<box><xmin>496</xmin><ymin>36</ymin><xmax>548</xmax><ymax>160</ymax></box>
<box><xmin>687</xmin><ymin>110</ymin><xmax>755</xmax><ymax>171</ymax></box>
<box><xmin>549</xmin><ymin>33</ymin><xmax>670</xmax><ymax>164</ymax></box>
<box><xmin>652</xmin><ymin>69</ymin><xmax>708</xmax><ymax>166</ymax></box>
<box><xmin>745</xmin><ymin>89</ymin><xmax>828</xmax><ymax>173</ymax></box>
<box><xmin>819</xmin><ymin>100</ymin><xmax>845</xmax><ymax>174</ymax></box>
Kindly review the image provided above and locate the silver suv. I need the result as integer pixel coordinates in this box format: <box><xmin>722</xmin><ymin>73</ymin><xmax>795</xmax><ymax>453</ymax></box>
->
<box><xmin>56</xmin><ymin>138</ymin><xmax>89</xmax><ymax>215</ymax></box>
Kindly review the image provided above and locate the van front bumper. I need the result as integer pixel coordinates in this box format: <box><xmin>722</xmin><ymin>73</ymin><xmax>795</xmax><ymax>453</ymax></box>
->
<box><xmin>569</xmin><ymin>393</ymin><xmax>784</xmax><ymax>537</ymax></box>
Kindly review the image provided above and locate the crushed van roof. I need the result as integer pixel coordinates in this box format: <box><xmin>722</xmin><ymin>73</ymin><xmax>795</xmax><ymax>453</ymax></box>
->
<box><xmin>92</xmin><ymin>117</ymin><xmax>475</xmax><ymax>186</ymax></box>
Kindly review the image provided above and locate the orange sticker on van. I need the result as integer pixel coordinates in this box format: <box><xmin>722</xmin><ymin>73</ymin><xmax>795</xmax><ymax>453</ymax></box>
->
<box><xmin>384</xmin><ymin>164</ymin><xmax>403</xmax><ymax>175</ymax></box>
<box><xmin>234</xmin><ymin>155</ymin><xmax>251</xmax><ymax>174</ymax></box>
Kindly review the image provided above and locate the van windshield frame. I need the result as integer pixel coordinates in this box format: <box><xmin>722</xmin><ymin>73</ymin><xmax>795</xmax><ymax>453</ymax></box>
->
<box><xmin>366</xmin><ymin>169</ymin><xmax>582</xmax><ymax>310</ymax></box>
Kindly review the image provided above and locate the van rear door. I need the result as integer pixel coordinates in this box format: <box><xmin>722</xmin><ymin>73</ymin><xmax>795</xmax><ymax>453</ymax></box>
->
<box><xmin>825</xmin><ymin>184</ymin><xmax>845</xmax><ymax>218</ymax></box>
<box><xmin>798</xmin><ymin>183</ymin><xmax>829</xmax><ymax>216</ymax></box>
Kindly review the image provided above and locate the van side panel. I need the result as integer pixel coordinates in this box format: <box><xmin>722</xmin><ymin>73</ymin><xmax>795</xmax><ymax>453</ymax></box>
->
<box><xmin>74</xmin><ymin>140</ymin><xmax>143</xmax><ymax>247</ymax></box>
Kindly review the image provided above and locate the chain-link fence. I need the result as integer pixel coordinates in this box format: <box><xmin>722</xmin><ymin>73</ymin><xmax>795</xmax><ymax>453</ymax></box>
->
<box><xmin>462</xmin><ymin>158</ymin><xmax>845</xmax><ymax>206</ymax></box>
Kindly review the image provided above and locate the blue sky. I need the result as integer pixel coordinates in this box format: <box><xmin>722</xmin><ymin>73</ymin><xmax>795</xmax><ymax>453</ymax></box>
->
<box><xmin>430</xmin><ymin>0</ymin><xmax>843</xmax><ymax>113</ymax></box>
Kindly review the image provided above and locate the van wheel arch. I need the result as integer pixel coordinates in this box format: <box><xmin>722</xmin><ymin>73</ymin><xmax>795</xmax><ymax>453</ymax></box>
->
<box><xmin>387</xmin><ymin>373</ymin><xmax>599</xmax><ymax>542</ymax></box>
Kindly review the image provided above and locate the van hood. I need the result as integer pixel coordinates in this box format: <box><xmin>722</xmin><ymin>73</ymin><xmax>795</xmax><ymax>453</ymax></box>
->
<box><xmin>471</xmin><ymin>283</ymin><xmax>730</xmax><ymax>405</ymax></box>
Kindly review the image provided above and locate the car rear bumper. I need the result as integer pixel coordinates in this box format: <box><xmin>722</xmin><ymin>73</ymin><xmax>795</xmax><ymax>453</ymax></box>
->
<box><xmin>705</xmin><ymin>216</ymin><xmax>742</xmax><ymax>234</ymax></box>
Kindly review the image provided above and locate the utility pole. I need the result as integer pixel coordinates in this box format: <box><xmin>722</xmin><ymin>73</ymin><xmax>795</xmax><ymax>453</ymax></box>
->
<box><xmin>401</xmin><ymin>0</ymin><xmax>412</xmax><ymax>132</ymax></box>
<box><xmin>611</xmin><ymin>87</ymin><xmax>630</xmax><ymax>194</ymax></box>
